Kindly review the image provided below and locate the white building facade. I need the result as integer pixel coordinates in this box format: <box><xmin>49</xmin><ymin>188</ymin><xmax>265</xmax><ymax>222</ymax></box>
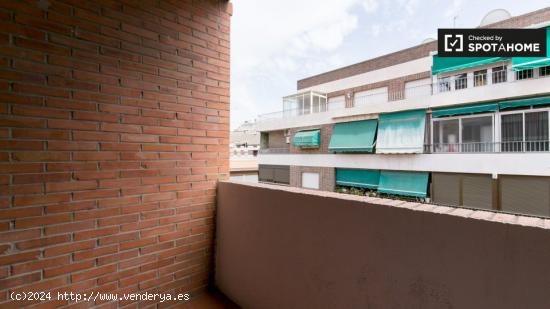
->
<box><xmin>256</xmin><ymin>9</ymin><xmax>550</xmax><ymax>217</ymax></box>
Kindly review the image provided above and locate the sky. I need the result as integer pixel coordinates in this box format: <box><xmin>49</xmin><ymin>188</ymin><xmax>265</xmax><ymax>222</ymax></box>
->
<box><xmin>229</xmin><ymin>0</ymin><xmax>550</xmax><ymax>129</ymax></box>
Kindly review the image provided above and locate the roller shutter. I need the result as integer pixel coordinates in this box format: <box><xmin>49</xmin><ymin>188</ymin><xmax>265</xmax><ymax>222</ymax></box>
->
<box><xmin>432</xmin><ymin>173</ymin><xmax>460</xmax><ymax>206</ymax></box>
<box><xmin>500</xmin><ymin>176</ymin><xmax>550</xmax><ymax>217</ymax></box>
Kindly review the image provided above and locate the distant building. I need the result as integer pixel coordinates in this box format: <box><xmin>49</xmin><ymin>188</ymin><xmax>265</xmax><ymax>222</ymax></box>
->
<box><xmin>256</xmin><ymin>8</ymin><xmax>550</xmax><ymax>217</ymax></box>
<box><xmin>230</xmin><ymin>120</ymin><xmax>259</xmax><ymax>182</ymax></box>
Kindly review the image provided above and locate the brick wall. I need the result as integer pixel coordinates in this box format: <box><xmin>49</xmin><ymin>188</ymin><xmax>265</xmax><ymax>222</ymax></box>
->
<box><xmin>0</xmin><ymin>0</ymin><xmax>231</xmax><ymax>307</ymax></box>
<box><xmin>297</xmin><ymin>41</ymin><xmax>437</xmax><ymax>90</ymax></box>
<box><xmin>290</xmin><ymin>166</ymin><xmax>335</xmax><ymax>192</ymax></box>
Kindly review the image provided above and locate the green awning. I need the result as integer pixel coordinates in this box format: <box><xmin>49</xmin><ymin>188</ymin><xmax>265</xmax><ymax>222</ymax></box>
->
<box><xmin>378</xmin><ymin>171</ymin><xmax>429</xmax><ymax>198</ymax></box>
<box><xmin>329</xmin><ymin>120</ymin><xmax>377</xmax><ymax>153</ymax></box>
<box><xmin>512</xmin><ymin>27</ymin><xmax>550</xmax><ymax>71</ymax></box>
<box><xmin>376</xmin><ymin>110</ymin><xmax>426</xmax><ymax>154</ymax></box>
<box><xmin>292</xmin><ymin>130</ymin><xmax>320</xmax><ymax>148</ymax></box>
<box><xmin>432</xmin><ymin>103</ymin><xmax>498</xmax><ymax>118</ymax></box>
<box><xmin>499</xmin><ymin>96</ymin><xmax>550</xmax><ymax>110</ymax></box>
<box><xmin>336</xmin><ymin>169</ymin><xmax>380</xmax><ymax>189</ymax></box>
<box><xmin>432</xmin><ymin>56</ymin><xmax>507</xmax><ymax>75</ymax></box>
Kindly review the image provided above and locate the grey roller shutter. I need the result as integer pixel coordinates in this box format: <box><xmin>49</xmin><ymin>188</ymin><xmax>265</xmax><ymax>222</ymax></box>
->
<box><xmin>258</xmin><ymin>165</ymin><xmax>274</xmax><ymax>182</ymax></box>
<box><xmin>259</xmin><ymin>165</ymin><xmax>290</xmax><ymax>184</ymax></box>
<box><xmin>273</xmin><ymin>166</ymin><xmax>290</xmax><ymax>184</ymax></box>
<box><xmin>500</xmin><ymin>176</ymin><xmax>550</xmax><ymax>217</ymax></box>
<box><xmin>462</xmin><ymin>175</ymin><xmax>493</xmax><ymax>210</ymax></box>
<box><xmin>432</xmin><ymin>173</ymin><xmax>460</xmax><ymax>206</ymax></box>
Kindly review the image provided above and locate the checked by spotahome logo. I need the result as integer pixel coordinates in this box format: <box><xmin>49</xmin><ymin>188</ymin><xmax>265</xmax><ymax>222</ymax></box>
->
<box><xmin>438</xmin><ymin>28</ymin><xmax>549</xmax><ymax>57</ymax></box>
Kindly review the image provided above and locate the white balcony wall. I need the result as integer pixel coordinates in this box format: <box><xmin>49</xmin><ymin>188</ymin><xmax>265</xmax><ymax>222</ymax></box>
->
<box><xmin>328</xmin><ymin>96</ymin><xmax>345</xmax><ymax>110</ymax></box>
<box><xmin>354</xmin><ymin>87</ymin><xmax>388</xmax><ymax>107</ymax></box>
<box><xmin>405</xmin><ymin>78</ymin><xmax>432</xmax><ymax>98</ymax></box>
<box><xmin>259</xmin><ymin>153</ymin><xmax>550</xmax><ymax>177</ymax></box>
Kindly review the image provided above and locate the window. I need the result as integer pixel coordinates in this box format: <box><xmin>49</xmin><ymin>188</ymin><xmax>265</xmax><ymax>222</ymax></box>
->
<box><xmin>433</xmin><ymin>119</ymin><xmax>459</xmax><ymax>152</ymax></box>
<box><xmin>501</xmin><ymin>113</ymin><xmax>523</xmax><ymax>152</ymax></box>
<box><xmin>501</xmin><ymin>110</ymin><xmax>549</xmax><ymax>152</ymax></box>
<box><xmin>303</xmin><ymin>94</ymin><xmax>311</xmax><ymax>114</ymax></box>
<box><xmin>432</xmin><ymin>115</ymin><xmax>494</xmax><ymax>153</ymax></box>
<box><xmin>461</xmin><ymin>116</ymin><xmax>493</xmax><ymax>152</ymax></box>
<box><xmin>515</xmin><ymin>68</ymin><xmax>533</xmax><ymax>80</ymax></box>
<box><xmin>454</xmin><ymin>73</ymin><xmax>467</xmax><ymax>90</ymax></box>
<box><xmin>437</xmin><ymin>77</ymin><xmax>451</xmax><ymax>93</ymax></box>
<box><xmin>474</xmin><ymin>69</ymin><xmax>487</xmax><ymax>87</ymax></box>
<box><xmin>525</xmin><ymin>111</ymin><xmax>549</xmax><ymax>151</ymax></box>
<box><xmin>492</xmin><ymin>66</ymin><xmax>507</xmax><ymax>84</ymax></box>
<box><xmin>302</xmin><ymin>172</ymin><xmax>320</xmax><ymax>189</ymax></box>
<box><xmin>540</xmin><ymin>65</ymin><xmax>550</xmax><ymax>77</ymax></box>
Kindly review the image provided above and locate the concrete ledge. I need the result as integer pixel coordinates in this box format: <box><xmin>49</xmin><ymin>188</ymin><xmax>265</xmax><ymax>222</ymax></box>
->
<box><xmin>227</xmin><ymin>180</ymin><xmax>547</xmax><ymax>229</ymax></box>
<box><xmin>216</xmin><ymin>181</ymin><xmax>550</xmax><ymax>309</ymax></box>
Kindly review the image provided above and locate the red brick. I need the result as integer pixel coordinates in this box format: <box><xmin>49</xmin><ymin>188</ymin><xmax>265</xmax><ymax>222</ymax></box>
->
<box><xmin>14</xmin><ymin>193</ymin><xmax>70</xmax><ymax>206</ymax></box>
<box><xmin>13</xmin><ymin>83</ymin><xmax>70</xmax><ymax>98</ymax></box>
<box><xmin>0</xmin><ymin>251</ymin><xmax>40</xmax><ymax>266</ymax></box>
<box><xmin>44</xmin><ymin>240</ymin><xmax>95</xmax><ymax>257</ymax></box>
<box><xmin>15</xmin><ymin>213</ymin><xmax>72</xmax><ymax>229</ymax></box>
<box><xmin>16</xmin><ymin>234</ymin><xmax>70</xmax><ymax>250</ymax></box>
<box><xmin>45</xmin><ymin>181</ymin><xmax>97</xmax><ymax>193</ymax></box>
<box><xmin>12</xmin><ymin>256</ymin><xmax>70</xmax><ymax>275</ymax></box>
<box><xmin>72</xmin><ymin>264</ymin><xmax>117</xmax><ymax>282</ymax></box>
<box><xmin>44</xmin><ymin>260</ymin><xmax>95</xmax><ymax>278</ymax></box>
<box><xmin>0</xmin><ymin>272</ymin><xmax>41</xmax><ymax>290</ymax></box>
<box><xmin>13</xmin><ymin>152</ymin><xmax>69</xmax><ymax>162</ymax></box>
<box><xmin>47</xmin><ymin>119</ymin><xmax>97</xmax><ymax>131</ymax></box>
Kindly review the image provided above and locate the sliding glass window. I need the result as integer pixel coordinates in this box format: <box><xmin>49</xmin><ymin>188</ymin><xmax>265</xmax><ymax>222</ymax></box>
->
<box><xmin>461</xmin><ymin>116</ymin><xmax>493</xmax><ymax>152</ymax></box>
<box><xmin>501</xmin><ymin>110</ymin><xmax>549</xmax><ymax>152</ymax></box>
<box><xmin>432</xmin><ymin>114</ymin><xmax>494</xmax><ymax>153</ymax></box>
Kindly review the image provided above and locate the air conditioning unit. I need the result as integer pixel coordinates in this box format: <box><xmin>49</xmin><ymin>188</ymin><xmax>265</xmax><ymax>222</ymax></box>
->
<box><xmin>285</xmin><ymin>136</ymin><xmax>290</xmax><ymax>144</ymax></box>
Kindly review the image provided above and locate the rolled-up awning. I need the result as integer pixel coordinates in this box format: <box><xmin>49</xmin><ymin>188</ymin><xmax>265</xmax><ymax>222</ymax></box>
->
<box><xmin>378</xmin><ymin>171</ymin><xmax>429</xmax><ymax>198</ymax></box>
<box><xmin>292</xmin><ymin>130</ymin><xmax>320</xmax><ymax>148</ymax></box>
<box><xmin>512</xmin><ymin>27</ymin><xmax>550</xmax><ymax>71</ymax></box>
<box><xmin>499</xmin><ymin>96</ymin><xmax>550</xmax><ymax>110</ymax></box>
<box><xmin>329</xmin><ymin>120</ymin><xmax>377</xmax><ymax>153</ymax></box>
<box><xmin>336</xmin><ymin>169</ymin><xmax>380</xmax><ymax>189</ymax></box>
<box><xmin>375</xmin><ymin>110</ymin><xmax>426</xmax><ymax>154</ymax></box>
<box><xmin>432</xmin><ymin>56</ymin><xmax>507</xmax><ymax>75</ymax></box>
<box><xmin>432</xmin><ymin>103</ymin><xmax>498</xmax><ymax>118</ymax></box>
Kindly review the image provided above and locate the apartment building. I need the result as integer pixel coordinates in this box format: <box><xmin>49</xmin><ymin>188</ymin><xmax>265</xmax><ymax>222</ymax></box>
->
<box><xmin>256</xmin><ymin>8</ymin><xmax>550</xmax><ymax>217</ymax></box>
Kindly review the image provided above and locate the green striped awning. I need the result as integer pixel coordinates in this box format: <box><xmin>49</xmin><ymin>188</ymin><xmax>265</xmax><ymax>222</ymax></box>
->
<box><xmin>432</xmin><ymin>56</ymin><xmax>507</xmax><ymax>75</ymax></box>
<box><xmin>378</xmin><ymin>171</ymin><xmax>429</xmax><ymax>198</ymax></box>
<box><xmin>499</xmin><ymin>96</ymin><xmax>550</xmax><ymax>110</ymax></box>
<box><xmin>336</xmin><ymin>169</ymin><xmax>380</xmax><ymax>189</ymax></box>
<box><xmin>329</xmin><ymin>120</ymin><xmax>377</xmax><ymax>153</ymax></box>
<box><xmin>376</xmin><ymin>110</ymin><xmax>426</xmax><ymax>154</ymax></box>
<box><xmin>293</xmin><ymin>130</ymin><xmax>320</xmax><ymax>148</ymax></box>
<box><xmin>512</xmin><ymin>27</ymin><xmax>550</xmax><ymax>71</ymax></box>
<box><xmin>432</xmin><ymin>103</ymin><xmax>498</xmax><ymax>118</ymax></box>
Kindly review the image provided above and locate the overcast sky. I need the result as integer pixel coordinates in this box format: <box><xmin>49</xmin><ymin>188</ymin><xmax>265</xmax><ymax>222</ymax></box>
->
<box><xmin>229</xmin><ymin>0</ymin><xmax>550</xmax><ymax>129</ymax></box>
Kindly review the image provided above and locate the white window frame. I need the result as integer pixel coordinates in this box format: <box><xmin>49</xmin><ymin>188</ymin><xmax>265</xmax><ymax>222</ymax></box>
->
<box><xmin>499</xmin><ymin>106</ymin><xmax>550</xmax><ymax>149</ymax></box>
<box><xmin>431</xmin><ymin>112</ymin><xmax>496</xmax><ymax>151</ymax></box>
<box><xmin>301</xmin><ymin>172</ymin><xmax>320</xmax><ymax>190</ymax></box>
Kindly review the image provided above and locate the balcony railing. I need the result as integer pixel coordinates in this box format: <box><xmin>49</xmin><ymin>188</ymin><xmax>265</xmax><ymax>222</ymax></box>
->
<box><xmin>424</xmin><ymin>141</ymin><xmax>550</xmax><ymax>153</ymax></box>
